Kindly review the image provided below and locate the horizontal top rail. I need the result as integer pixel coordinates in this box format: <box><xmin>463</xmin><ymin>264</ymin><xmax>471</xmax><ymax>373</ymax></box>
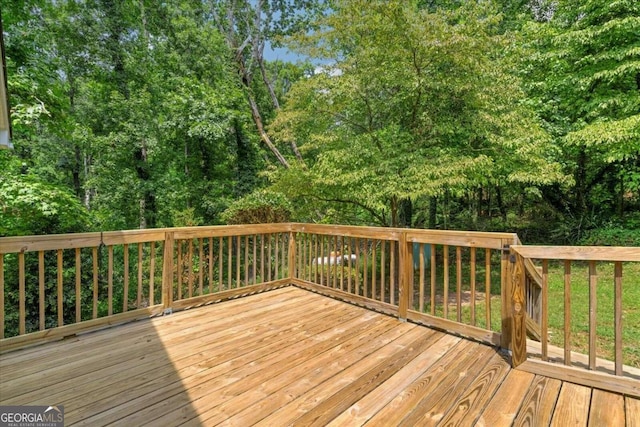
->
<box><xmin>290</xmin><ymin>223</ymin><xmax>517</xmax><ymax>248</ymax></box>
<box><xmin>406</xmin><ymin>229</ymin><xmax>516</xmax><ymax>249</ymax></box>
<box><xmin>1</xmin><ymin>223</ymin><xmax>518</xmax><ymax>255</ymax></box>
<box><xmin>512</xmin><ymin>245</ymin><xmax>640</xmax><ymax>262</ymax></box>
<box><xmin>0</xmin><ymin>224</ymin><xmax>295</xmax><ymax>254</ymax></box>
<box><xmin>290</xmin><ymin>223</ymin><xmax>402</xmax><ymax>240</ymax></box>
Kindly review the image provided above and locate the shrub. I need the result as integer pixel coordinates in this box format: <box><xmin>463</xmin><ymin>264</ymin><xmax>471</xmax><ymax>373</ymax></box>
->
<box><xmin>221</xmin><ymin>190</ymin><xmax>292</xmax><ymax>224</ymax></box>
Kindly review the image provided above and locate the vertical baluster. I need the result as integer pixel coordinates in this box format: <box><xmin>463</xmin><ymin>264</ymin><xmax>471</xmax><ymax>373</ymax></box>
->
<box><xmin>39</xmin><ymin>251</ymin><xmax>45</xmax><ymax>330</ymax></box>
<box><xmin>419</xmin><ymin>243</ymin><xmax>425</xmax><ymax>312</ymax></box>
<box><xmin>76</xmin><ymin>248</ymin><xmax>82</xmax><ymax>322</ymax></box>
<box><xmin>209</xmin><ymin>237</ymin><xmax>214</xmax><ymax>293</ymax></box>
<box><xmin>123</xmin><ymin>244</ymin><xmax>129</xmax><ymax>312</ymax></box>
<box><xmin>267</xmin><ymin>234</ymin><xmax>272</xmax><ymax>282</ymax></box>
<box><xmin>470</xmin><ymin>247</ymin><xmax>476</xmax><ymax>326</ymax></box>
<box><xmin>389</xmin><ymin>240</ymin><xmax>395</xmax><ymax>305</ymax></box>
<box><xmin>298</xmin><ymin>233</ymin><xmax>307</xmax><ymax>280</ymax></box>
<box><xmin>564</xmin><ymin>260</ymin><xmax>571</xmax><ymax>366</ymax></box>
<box><xmin>380</xmin><ymin>240</ymin><xmax>386</xmax><ymax>302</ymax></box>
<box><xmin>314</xmin><ymin>234</ymin><xmax>319</xmax><ymax>285</ymax></box>
<box><xmin>589</xmin><ymin>260</ymin><xmax>597</xmax><ymax>370</ymax></box>
<box><xmin>314</xmin><ymin>235</ymin><xmax>319</xmax><ymax>285</ymax></box>
<box><xmin>199</xmin><ymin>238</ymin><xmax>204</xmax><ymax>295</ymax></box>
<box><xmin>227</xmin><ymin>236</ymin><xmax>232</xmax><ymax>289</ymax></box>
<box><xmin>363</xmin><ymin>239</ymin><xmax>368</xmax><ymax>297</ymax></box>
<box><xmin>319</xmin><ymin>236</ymin><xmax>324</xmax><ymax>286</ymax></box>
<box><xmin>282</xmin><ymin>233</ymin><xmax>287</xmax><ymax>278</ymax></box>
<box><xmin>236</xmin><ymin>236</ymin><xmax>241</xmax><ymax>288</ymax></box>
<box><xmin>138</xmin><ymin>243</ymin><xmax>143</xmax><ymax>307</ymax></box>
<box><xmin>340</xmin><ymin>237</ymin><xmax>345</xmax><ymax>291</ymax></box>
<box><xmin>161</xmin><ymin>233</ymin><xmax>175</xmax><ymax>310</ymax></box>
<box><xmin>188</xmin><ymin>239</ymin><xmax>194</xmax><ymax>297</ymax></box>
<box><xmin>431</xmin><ymin>244</ymin><xmax>436</xmax><ymax>316</ymax></box>
<box><xmin>58</xmin><ymin>249</ymin><xmax>64</xmax><ymax>325</ymax></box>
<box><xmin>336</xmin><ymin>236</ymin><xmax>340</xmax><ymax>289</ymax></box>
<box><xmin>443</xmin><ymin>245</ymin><xmax>449</xmax><ymax>319</ymax></box>
<box><xmin>269</xmin><ymin>233</ymin><xmax>278</xmax><ymax>281</ymax></box>
<box><xmin>149</xmin><ymin>242</ymin><xmax>155</xmax><ymax>305</ymax></box>
<box><xmin>219</xmin><ymin>236</ymin><xmax>224</xmax><ymax>291</ymax></box>
<box><xmin>614</xmin><ymin>261</ymin><xmax>623</xmax><ymax>376</ymax></box>
<box><xmin>542</xmin><ymin>259</ymin><xmax>548</xmax><ymax>361</ymax></box>
<box><xmin>107</xmin><ymin>246</ymin><xmax>114</xmax><ymax>316</ymax></box>
<box><xmin>19</xmin><ymin>252</ymin><xmax>26</xmax><ymax>334</ymax></box>
<box><xmin>485</xmin><ymin>248</ymin><xmax>491</xmax><ymax>329</ymax></box>
<box><xmin>456</xmin><ymin>246</ymin><xmax>462</xmax><ymax>323</ymax></box>
<box><xmin>244</xmin><ymin>235</ymin><xmax>249</xmax><ymax>286</ymax></box>
<box><xmin>177</xmin><ymin>241</ymin><xmax>183</xmax><ymax>300</ymax></box>
<box><xmin>93</xmin><ymin>247</ymin><xmax>99</xmax><ymax>318</ymax></box>
<box><xmin>274</xmin><ymin>233</ymin><xmax>279</xmax><ymax>280</ymax></box>
<box><xmin>260</xmin><ymin>234</ymin><xmax>265</xmax><ymax>284</ymax></box>
<box><xmin>253</xmin><ymin>235</ymin><xmax>257</xmax><ymax>285</ymax></box>
<box><xmin>371</xmin><ymin>242</ymin><xmax>377</xmax><ymax>300</ymax></box>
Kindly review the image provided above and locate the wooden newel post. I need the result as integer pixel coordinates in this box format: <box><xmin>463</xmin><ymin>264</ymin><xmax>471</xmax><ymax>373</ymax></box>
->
<box><xmin>162</xmin><ymin>232</ymin><xmax>175</xmax><ymax>313</ymax></box>
<box><xmin>288</xmin><ymin>232</ymin><xmax>297</xmax><ymax>281</ymax></box>
<box><xmin>500</xmin><ymin>242</ymin><xmax>512</xmax><ymax>350</ymax></box>
<box><xmin>398</xmin><ymin>232</ymin><xmax>412</xmax><ymax>322</ymax></box>
<box><xmin>510</xmin><ymin>248</ymin><xmax>527</xmax><ymax>367</ymax></box>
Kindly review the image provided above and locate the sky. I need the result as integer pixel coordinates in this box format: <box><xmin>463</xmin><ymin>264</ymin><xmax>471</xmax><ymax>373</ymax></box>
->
<box><xmin>263</xmin><ymin>41</ymin><xmax>304</xmax><ymax>63</ymax></box>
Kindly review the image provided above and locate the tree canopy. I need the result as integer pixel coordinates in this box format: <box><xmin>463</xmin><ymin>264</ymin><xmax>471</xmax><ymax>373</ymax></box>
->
<box><xmin>272</xmin><ymin>0</ymin><xmax>564</xmax><ymax>226</ymax></box>
<box><xmin>1</xmin><ymin>0</ymin><xmax>638</xmax><ymax>244</ymax></box>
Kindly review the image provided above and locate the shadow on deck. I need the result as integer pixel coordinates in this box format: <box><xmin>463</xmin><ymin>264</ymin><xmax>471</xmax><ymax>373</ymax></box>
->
<box><xmin>1</xmin><ymin>287</ymin><xmax>637</xmax><ymax>426</ymax></box>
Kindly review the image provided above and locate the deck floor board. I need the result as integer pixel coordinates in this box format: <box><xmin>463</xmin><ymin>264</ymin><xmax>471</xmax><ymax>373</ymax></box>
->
<box><xmin>0</xmin><ymin>287</ymin><xmax>633</xmax><ymax>426</ymax></box>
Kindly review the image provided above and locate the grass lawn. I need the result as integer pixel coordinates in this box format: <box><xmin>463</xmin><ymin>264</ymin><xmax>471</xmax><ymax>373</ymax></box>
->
<box><xmin>545</xmin><ymin>261</ymin><xmax>640</xmax><ymax>368</ymax></box>
<box><xmin>410</xmin><ymin>258</ymin><xmax>640</xmax><ymax>369</ymax></box>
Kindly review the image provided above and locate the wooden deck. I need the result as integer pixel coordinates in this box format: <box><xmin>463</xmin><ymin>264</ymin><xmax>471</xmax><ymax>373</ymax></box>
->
<box><xmin>1</xmin><ymin>287</ymin><xmax>637</xmax><ymax>426</ymax></box>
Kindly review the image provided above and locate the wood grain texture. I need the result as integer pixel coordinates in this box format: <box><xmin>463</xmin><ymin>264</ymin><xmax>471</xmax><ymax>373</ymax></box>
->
<box><xmin>512</xmin><ymin>375</ymin><xmax>562</xmax><ymax>427</ymax></box>
<box><xmin>550</xmin><ymin>382</ymin><xmax>591</xmax><ymax>427</ymax></box>
<box><xmin>588</xmin><ymin>389</ymin><xmax>624</xmax><ymax>427</ymax></box>
<box><xmin>0</xmin><ymin>287</ymin><xmax>632</xmax><ymax>426</ymax></box>
<box><xmin>436</xmin><ymin>351</ymin><xmax>512</xmax><ymax>426</ymax></box>
<box><xmin>511</xmin><ymin>245</ymin><xmax>640</xmax><ymax>262</ymax></box>
<box><xmin>627</xmin><ymin>397</ymin><xmax>640</xmax><ymax>427</ymax></box>
<box><xmin>476</xmin><ymin>369</ymin><xmax>536</xmax><ymax>426</ymax></box>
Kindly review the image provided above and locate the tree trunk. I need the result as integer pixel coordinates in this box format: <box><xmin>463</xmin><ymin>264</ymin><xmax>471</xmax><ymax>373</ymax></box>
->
<box><xmin>575</xmin><ymin>149</ymin><xmax>588</xmax><ymax>214</ymax></box>
<box><xmin>257</xmin><ymin>51</ymin><xmax>305</xmax><ymax>163</ymax></box>
<box><xmin>428</xmin><ymin>196</ymin><xmax>437</xmax><ymax>229</ymax></box>
<box><xmin>398</xmin><ymin>198</ymin><xmax>412</xmax><ymax>228</ymax></box>
<box><xmin>258</xmin><ymin>54</ymin><xmax>280</xmax><ymax>110</ymax></box>
<box><xmin>247</xmin><ymin>94</ymin><xmax>290</xmax><ymax>168</ymax></box>
<box><xmin>496</xmin><ymin>185</ymin><xmax>507</xmax><ymax>223</ymax></box>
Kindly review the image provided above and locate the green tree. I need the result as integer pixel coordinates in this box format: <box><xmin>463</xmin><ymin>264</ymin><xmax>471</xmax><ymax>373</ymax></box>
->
<box><xmin>522</xmin><ymin>0</ymin><xmax>640</xmax><ymax>233</ymax></box>
<box><xmin>273</xmin><ymin>0</ymin><xmax>564</xmax><ymax>227</ymax></box>
<box><xmin>209</xmin><ymin>0</ymin><xmax>328</xmax><ymax>168</ymax></box>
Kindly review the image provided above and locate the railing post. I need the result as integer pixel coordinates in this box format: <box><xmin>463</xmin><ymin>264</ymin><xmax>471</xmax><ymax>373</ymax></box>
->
<box><xmin>398</xmin><ymin>232</ymin><xmax>412</xmax><ymax>322</ymax></box>
<box><xmin>162</xmin><ymin>231</ymin><xmax>175</xmax><ymax>313</ymax></box>
<box><xmin>288</xmin><ymin>231</ymin><xmax>297</xmax><ymax>280</ymax></box>
<box><xmin>510</xmin><ymin>248</ymin><xmax>527</xmax><ymax>367</ymax></box>
<box><xmin>500</xmin><ymin>242</ymin><xmax>512</xmax><ymax>349</ymax></box>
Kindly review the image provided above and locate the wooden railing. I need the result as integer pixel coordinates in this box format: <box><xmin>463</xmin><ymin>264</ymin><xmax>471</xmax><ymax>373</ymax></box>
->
<box><xmin>0</xmin><ymin>225</ymin><xmax>292</xmax><ymax>351</ymax></box>
<box><xmin>1</xmin><ymin>224</ymin><xmax>638</xmax><ymax>396</ymax></box>
<box><xmin>288</xmin><ymin>224</ymin><xmax>517</xmax><ymax>347</ymax></box>
<box><xmin>510</xmin><ymin>245</ymin><xmax>640</xmax><ymax>397</ymax></box>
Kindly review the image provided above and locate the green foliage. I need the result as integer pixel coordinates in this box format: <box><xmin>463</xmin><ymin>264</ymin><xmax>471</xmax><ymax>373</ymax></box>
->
<box><xmin>274</xmin><ymin>0</ymin><xmax>564</xmax><ymax>226</ymax></box>
<box><xmin>0</xmin><ymin>173</ymin><xmax>89</xmax><ymax>236</ymax></box>
<box><xmin>521</xmin><ymin>0</ymin><xmax>640</xmax><ymax>220</ymax></box>
<box><xmin>221</xmin><ymin>190</ymin><xmax>292</xmax><ymax>224</ymax></box>
<box><xmin>171</xmin><ymin>207</ymin><xmax>203</xmax><ymax>228</ymax></box>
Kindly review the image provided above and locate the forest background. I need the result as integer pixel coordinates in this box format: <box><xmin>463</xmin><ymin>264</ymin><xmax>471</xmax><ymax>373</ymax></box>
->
<box><xmin>1</xmin><ymin>0</ymin><xmax>639</xmax><ymax>246</ymax></box>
